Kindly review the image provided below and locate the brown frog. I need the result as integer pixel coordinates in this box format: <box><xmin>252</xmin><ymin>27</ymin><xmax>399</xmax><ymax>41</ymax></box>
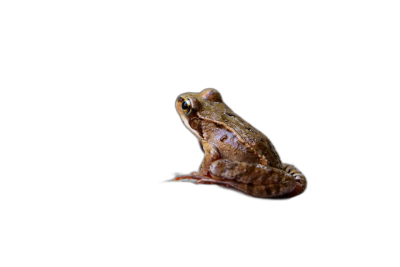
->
<box><xmin>175</xmin><ymin>88</ymin><xmax>306</xmax><ymax>198</ymax></box>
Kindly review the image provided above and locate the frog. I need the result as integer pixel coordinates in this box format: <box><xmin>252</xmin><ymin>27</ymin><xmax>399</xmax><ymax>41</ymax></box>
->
<box><xmin>174</xmin><ymin>88</ymin><xmax>307</xmax><ymax>198</ymax></box>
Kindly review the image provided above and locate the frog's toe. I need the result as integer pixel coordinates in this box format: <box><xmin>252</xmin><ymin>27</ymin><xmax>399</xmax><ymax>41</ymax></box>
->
<box><xmin>174</xmin><ymin>174</ymin><xmax>208</xmax><ymax>182</ymax></box>
<box><xmin>195</xmin><ymin>177</ymin><xmax>220</xmax><ymax>184</ymax></box>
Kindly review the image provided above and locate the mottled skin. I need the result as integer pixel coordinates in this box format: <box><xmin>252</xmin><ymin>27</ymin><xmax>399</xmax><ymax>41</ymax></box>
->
<box><xmin>175</xmin><ymin>88</ymin><xmax>306</xmax><ymax>198</ymax></box>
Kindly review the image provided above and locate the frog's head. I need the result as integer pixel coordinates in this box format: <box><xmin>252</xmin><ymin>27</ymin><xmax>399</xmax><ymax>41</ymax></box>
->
<box><xmin>176</xmin><ymin>88</ymin><xmax>223</xmax><ymax>139</ymax></box>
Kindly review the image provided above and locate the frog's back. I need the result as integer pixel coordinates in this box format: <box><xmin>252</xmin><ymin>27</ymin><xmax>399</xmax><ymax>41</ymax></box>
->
<box><xmin>187</xmin><ymin>88</ymin><xmax>281</xmax><ymax>169</ymax></box>
<box><xmin>201</xmin><ymin>120</ymin><xmax>261</xmax><ymax>164</ymax></box>
<box><xmin>198</xmin><ymin>103</ymin><xmax>282</xmax><ymax>169</ymax></box>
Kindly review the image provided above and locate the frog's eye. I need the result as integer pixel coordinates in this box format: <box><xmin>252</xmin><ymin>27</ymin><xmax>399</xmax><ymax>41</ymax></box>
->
<box><xmin>182</xmin><ymin>98</ymin><xmax>193</xmax><ymax>115</ymax></box>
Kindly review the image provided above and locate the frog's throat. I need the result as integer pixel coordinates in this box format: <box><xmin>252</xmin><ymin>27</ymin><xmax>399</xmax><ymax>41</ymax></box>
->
<box><xmin>198</xmin><ymin>115</ymin><xmax>269</xmax><ymax>166</ymax></box>
<box><xmin>181</xmin><ymin>114</ymin><xmax>203</xmax><ymax>140</ymax></box>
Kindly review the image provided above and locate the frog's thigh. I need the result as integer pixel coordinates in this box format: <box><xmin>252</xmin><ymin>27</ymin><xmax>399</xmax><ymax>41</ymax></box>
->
<box><xmin>199</xmin><ymin>141</ymin><xmax>220</xmax><ymax>176</ymax></box>
<box><xmin>209</xmin><ymin>159</ymin><xmax>296</xmax><ymax>197</ymax></box>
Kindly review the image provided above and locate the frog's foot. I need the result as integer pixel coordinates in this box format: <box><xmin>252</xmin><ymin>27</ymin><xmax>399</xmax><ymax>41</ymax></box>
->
<box><xmin>174</xmin><ymin>174</ymin><xmax>208</xmax><ymax>182</ymax></box>
<box><xmin>175</xmin><ymin>170</ymin><xmax>213</xmax><ymax>182</ymax></box>
<box><xmin>174</xmin><ymin>175</ymin><xmax>226</xmax><ymax>185</ymax></box>
<box><xmin>172</xmin><ymin>173</ymin><xmax>201</xmax><ymax>182</ymax></box>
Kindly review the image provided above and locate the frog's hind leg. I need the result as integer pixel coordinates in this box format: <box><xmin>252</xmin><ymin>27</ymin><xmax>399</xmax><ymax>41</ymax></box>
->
<box><xmin>281</xmin><ymin>163</ymin><xmax>307</xmax><ymax>197</ymax></box>
<box><xmin>175</xmin><ymin>161</ymin><xmax>306</xmax><ymax>198</ymax></box>
<box><xmin>208</xmin><ymin>159</ymin><xmax>297</xmax><ymax>198</ymax></box>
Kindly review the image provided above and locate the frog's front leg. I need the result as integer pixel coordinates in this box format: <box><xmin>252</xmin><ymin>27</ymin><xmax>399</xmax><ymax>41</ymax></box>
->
<box><xmin>198</xmin><ymin>141</ymin><xmax>220</xmax><ymax>176</ymax></box>
<box><xmin>174</xmin><ymin>141</ymin><xmax>220</xmax><ymax>181</ymax></box>
<box><xmin>200</xmin><ymin>159</ymin><xmax>297</xmax><ymax>198</ymax></box>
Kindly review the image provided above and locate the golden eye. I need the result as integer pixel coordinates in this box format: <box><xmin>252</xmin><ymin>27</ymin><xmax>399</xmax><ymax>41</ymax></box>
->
<box><xmin>181</xmin><ymin>98</ymin><xmax>192</xmax><ymax>115</ymax></box>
